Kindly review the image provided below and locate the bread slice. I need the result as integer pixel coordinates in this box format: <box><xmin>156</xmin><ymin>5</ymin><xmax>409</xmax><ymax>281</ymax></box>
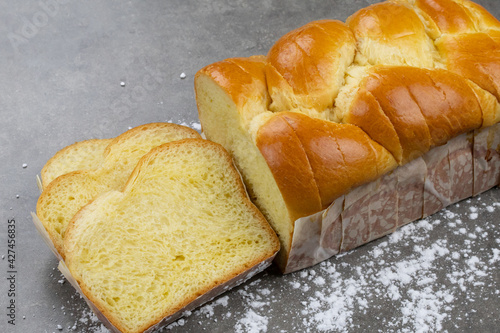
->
<box><xmin>195</xmin><ymin>57</ymin><xmax>295</xmax><ymax>270</ymax></box>
<box><xmin>63</xmin><ymin>138</ymin><xmax>280</xmax><ymax>333</ymax></box>
<box><xmin>36</xmin><ymin>123</ymin><xmax>201</xmax><ymax>257</ymax></box>
<box><xmin>41</xmin><ymin>138</ymin><xmax>113</xmax><ymax>189</ymax></box>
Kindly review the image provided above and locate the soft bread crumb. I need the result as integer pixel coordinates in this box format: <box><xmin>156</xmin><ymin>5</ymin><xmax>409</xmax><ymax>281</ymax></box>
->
<box><xmin>64</xmin><ymin>139</ymin><xmax>279</xmax><ymax>333</ymax></box>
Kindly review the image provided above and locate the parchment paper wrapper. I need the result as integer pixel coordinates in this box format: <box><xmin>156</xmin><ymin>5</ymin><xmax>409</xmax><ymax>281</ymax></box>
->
<box><xmin>31</xmin><ymin>212</ymin><xmax>64</xmax><ymax>262</ymax></box>
<box><xmin>474</xmin><ymin>123</ymin><xmax>500</xmax><ymax>195</ymax></box>
<box><xmin>31</xmin><ymin>211</ymin><xmax>277</xmax><ymax>332</ymax></box>
<box><xmin>284</xmin><ymin>125</ymin><xmax>500</xmax><ymax>274</ymax></box>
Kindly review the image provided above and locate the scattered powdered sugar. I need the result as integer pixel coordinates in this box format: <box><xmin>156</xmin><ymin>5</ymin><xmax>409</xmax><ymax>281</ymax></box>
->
<box><xmin>490</xmin><ymin>248</ymin><xmax>500</xmax><ymax>264</ymax></box>
<box><xmin>295</xmin><ymin>227</ymin><xmax>457</xmax><ymax>333</ymax></box>
<box><xmin>168</xmin><ymin>120</ymin><xmax>202</xmax><ymax>132</ymax></box>
<box><xmin>73</xmin><ymin>307</ymin><xmax>104</xmax><ymax>332</ymax></box>
<box><xmin>197</xmin><ymin>295</ymin><xmax>229</xmax><ymax>318</ymax></box>
<box><xmin>45</xmin><ymin>271</ymin><xmax>110</xmax><ymax>333</ymax></box>
<box><xmin>469</xmin><ymin>212</ymin><xmax>479</xmax><ymax>220</ymax></box>
<box><xmin>303</xmin><ymin>280</ymin><xmax>358</xmax><ymax>331</ymax></box>
<box><xmin>190</xmin><ymin>122</ymin><xmax>202</xmax><ymax>131</ymax></box>
<box><xmin>234</xmin><ymin>309</ymin><xmax>269</xmax><ymax>333</ymax></box>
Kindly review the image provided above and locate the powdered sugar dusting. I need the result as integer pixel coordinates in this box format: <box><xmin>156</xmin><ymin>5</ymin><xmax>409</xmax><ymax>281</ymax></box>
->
<box><xmin>294</xmin><ymin>224</ymin><xmax>457</xmax><ymax>333</ymax></box>
<box><xmin>169</xmin><ymin>120</ymin><xmax>201</xmax><ymax>132</ymax></box>
<box><xmin>235</xmin><ymin>309</ymin><xmax>269</xmax><ymax>333</ymax></box>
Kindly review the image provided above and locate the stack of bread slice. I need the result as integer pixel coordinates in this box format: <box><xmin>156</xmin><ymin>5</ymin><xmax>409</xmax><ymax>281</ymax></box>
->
<box><xmin>37</xmin><ymin>123</ymin><xmax>202</xmax><ymax>257</ymax></box>
<box><xmin>34</xmin><ymin>123</ymin><xmax>279</xmax><ymax>333</ymax></box>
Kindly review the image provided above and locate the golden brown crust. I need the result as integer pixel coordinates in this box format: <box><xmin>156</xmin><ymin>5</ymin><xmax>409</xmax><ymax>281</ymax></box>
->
<box><xmin>413</xmin><ymin>0</ymin><xmax>500</xmax><ymax>34</ymax></box>
<box><xmin>282</xmin><ymin>113</ymin><xmax>393</xmax><ymax>207</ymax></box>
<box><xmin>266</xmin><ymin>20</ymin><xmax>356</xmax><ymax>112</ymax></box>
<box><xmin>256</xmin><ymin>112</ymin><xmax>397</xmax><ymax>213</ymax></box>
<box><xmin>409</xmin><ymin>0</ymin><xmax>500</xmax><ymax>102</ymax></box>
<box><xmin>345</xmin><ymin>88</ymin><xmax>404</xmax><ymax>162</ymax></box>
<box><xmin>414</xmin><ymin>0</ymin><xmax>476</xmax><ymax>34</ymax></box>
<box><xmin>347</xmin><ymin>66</ymin><xmax>483</xmax><ymax>163</ymax></box>
<box><xmin>196</xmin><ymin>0</ymin><xmax>499</xmax><ymax>223</ymax></box>
<box><xmin>255</xmin><ymin>114</ymin><xmax>323</xmax><ymax>220</ymax></box>
<box><xmin>462</xmin><ymin>0</ymin><xmax>500</xmax><ymax>31</ymax></box>
<box><xmin>196</xmin><ymin>56</ymin><xmax>268</xmax><ymax>110</ymax></box>
<box><xmin>364</xmin><ymin>67</ymin><xmax>434</xmax><ymax>161</ymax></box>
<box><xmin>347</xmin><ymin>1</ymin><xmax>435</xmax><ymax>67</ymax></box>
<box><xmin>437</xmin><ymin>32</ymin><xmax>500</xmax><ymax>100</ymax></box>
<box><xmin>348</xmin><ymin>2</ymin><xmax>422</xmax><ymax>39</ymax></box>
<box><xmin>467</xmin><ymin>79</ymin><xmax>500</xmax><ymax>127</ymax></box>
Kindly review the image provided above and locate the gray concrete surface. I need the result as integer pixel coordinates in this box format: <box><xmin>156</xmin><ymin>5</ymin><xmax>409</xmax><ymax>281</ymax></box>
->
<box><xmin>0</xmin><ymin>0</ymin><xmax>499</xmax><ymax>332</ymax></box>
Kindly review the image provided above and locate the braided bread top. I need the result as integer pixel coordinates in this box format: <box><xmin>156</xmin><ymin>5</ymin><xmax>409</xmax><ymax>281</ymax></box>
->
<box><xmin>196</xmin><ymin>0</ymin><xmax>500</xmax><ymax>221</ymax></box>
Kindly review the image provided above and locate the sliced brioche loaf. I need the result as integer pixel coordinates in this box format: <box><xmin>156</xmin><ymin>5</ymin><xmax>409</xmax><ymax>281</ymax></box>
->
<box><xmin>41</xmin><ymin>138</ymin><xmax>113</xmax><ymax>189</ymax></box>
<box><xmin>37</xmin><ymin>123</ymin><xmax>201</xmax><ymax>257</ymax></box>
<box><xmin>63</xmin><ymin>138</ymin><xmax>280</xmax><ymax>333</ymax></box>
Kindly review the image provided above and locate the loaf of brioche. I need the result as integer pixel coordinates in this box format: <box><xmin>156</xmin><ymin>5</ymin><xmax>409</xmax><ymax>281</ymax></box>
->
<box><xmin>195</xmin><ymin>0</ymin><xmax>500</xmax><ymax>272</ymax></box>
<box><xmin>36</xmin><ymin>123</ymin><xmax>201</xmax><ymax>257</ymax></box>
<box><xmin>63</xmin><ymin>138</ymin><xmax>280</xmax><ymax>333</ymax></box>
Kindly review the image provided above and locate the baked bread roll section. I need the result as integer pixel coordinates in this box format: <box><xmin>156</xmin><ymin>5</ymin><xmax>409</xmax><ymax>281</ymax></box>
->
<box><xmin>266</xmin><ymin>20</ymin><xmax>356</xmax><ymax>118</ymax></box>
<box><xmin>256</xmin><ymin>112</ymin><xmax>396</xmax><ymax>214</ymax></box>
<box><xmin>195</xmin><ymin>0</ymin><xmax>500</xmax><ymax>273</ymax></box>
<box><xmin>340</xmin><ymin>66</ymin><xmax>483</xmax><ymax>163</ymax></box>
